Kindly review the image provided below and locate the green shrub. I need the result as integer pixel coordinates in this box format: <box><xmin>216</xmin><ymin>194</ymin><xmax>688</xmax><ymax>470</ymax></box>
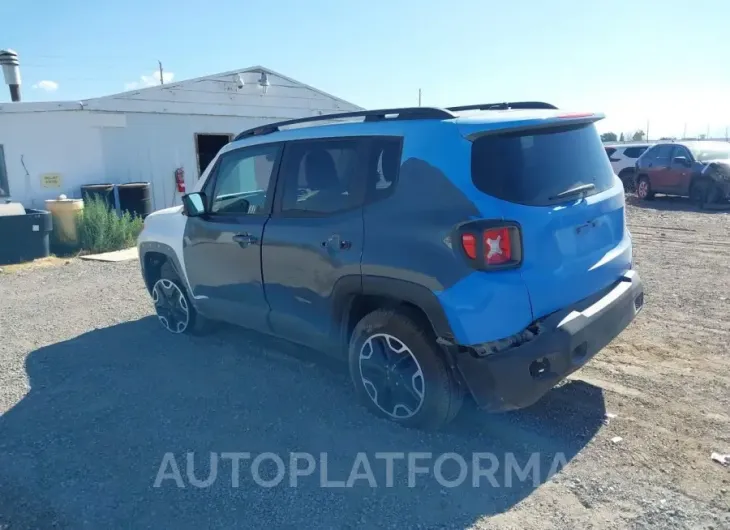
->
<box><xmin>76</xmin><ymin>197</ymin><xmax>143</xmax><ymax>253</ymax></box>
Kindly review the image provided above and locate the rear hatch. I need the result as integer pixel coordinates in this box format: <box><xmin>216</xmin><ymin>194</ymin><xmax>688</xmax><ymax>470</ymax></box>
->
<box><xmin>462</xmin><ymin>115</ymin><xmax>632</xmax><ymax>320</ymax></box>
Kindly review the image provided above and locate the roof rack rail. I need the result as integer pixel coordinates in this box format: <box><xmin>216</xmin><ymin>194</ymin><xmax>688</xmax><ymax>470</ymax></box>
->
<box><xmin>233</xmin><ymin>107</ymin><xmax>455</xmax><ymax>141</ymax></box>
<box><xmin>447</xmin><ymin>101</ymin><xmax>558</xmax><ymax>112</ymax></box>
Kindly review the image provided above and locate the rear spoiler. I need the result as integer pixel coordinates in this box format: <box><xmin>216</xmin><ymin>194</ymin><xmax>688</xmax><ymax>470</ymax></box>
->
<box><xmin>458</xmin><ymin>113</ymin><xmax>605</xmax><ymax>141</ymax></box>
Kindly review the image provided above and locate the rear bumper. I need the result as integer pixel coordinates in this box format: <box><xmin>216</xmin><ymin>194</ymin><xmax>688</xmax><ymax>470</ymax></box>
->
<box><xmin>455</xmin><ymin>270</ymin><xmax>644</xmax><ymax>411</ymax></box>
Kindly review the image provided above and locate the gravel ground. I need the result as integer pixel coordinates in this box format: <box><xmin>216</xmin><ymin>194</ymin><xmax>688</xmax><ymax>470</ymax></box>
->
<box><xmin>0</xmin><ymin>195</ymin><xmax>729</xmax><ymax>529</ymax></box>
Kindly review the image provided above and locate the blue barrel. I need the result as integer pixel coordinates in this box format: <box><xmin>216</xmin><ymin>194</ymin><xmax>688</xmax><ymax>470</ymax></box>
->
<box><xmin>0</xmin><ymin>208</ymin><xmax>53</xmax><ymax>265</ymax></box>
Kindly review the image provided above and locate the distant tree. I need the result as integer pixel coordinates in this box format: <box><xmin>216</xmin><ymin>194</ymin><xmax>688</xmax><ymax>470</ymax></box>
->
<box><xmin>659</xmin><ymin>137</ymin><xmax>673</xmax><ymax>141</ymax></box>
<box><xmin>600</xmin><ymin>132</ymin><xmax>618</xmax><ymax>142</ymax></box>
<box><xmin>632</xmin><ymin>130</ymin><xmax>646</xmax><ymax>141</ymax></box>
<box><xmin>619</xmin><ymin>132</ymin><xmax>625</xmax><ymax>142</ymax></box>
<box><xmin>698</xmin><ymin>133</ymin><xmax>707</xmax><ymax>140</ymax></box>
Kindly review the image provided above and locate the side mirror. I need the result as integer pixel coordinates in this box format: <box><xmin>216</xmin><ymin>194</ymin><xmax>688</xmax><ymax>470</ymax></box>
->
<box><xmin>673</xmin><ymin>156</ymin><xmax>691</xmax><ymax>167</ymax></box>
<box><xmin>182</xmin><ymin>192</ymin><xmax>207</xmax><ymax>217</ymax></box>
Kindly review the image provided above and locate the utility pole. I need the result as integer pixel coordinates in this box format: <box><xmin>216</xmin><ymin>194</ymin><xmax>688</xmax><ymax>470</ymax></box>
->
<box><xmin>725</xmin><ymin>126</ymin><xmax>728</xmax><ymax>141</ymax></box>
<box><xmin>418</xmin><ymin>88</ymin><xmax>422</xmax><ymax>107</ymax></box>
<box><xmin>706</xmin><ymin>124</ymin><xmax>710</xmax><ymax>140</ymax></box>
<box><xmin>646</xmin><ymin>120</ymin><xmax>650</xmax><ymax>142</ymax></box>
<box><xmin>158</xmin><ymin>60</ymin><xmax>164</xmax><ymax>85</ymax></box>
<box><xmin>682</xmin><ymin>123</ymin><xmax>687</xmax><ymax>139</ymax></box>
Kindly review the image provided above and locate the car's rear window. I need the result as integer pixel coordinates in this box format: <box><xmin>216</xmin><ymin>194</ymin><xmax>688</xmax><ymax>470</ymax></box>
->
<box><xmin>471</xmin><ymin>123</ymin><xmax>616</xmax><ymax>206</ymax></box>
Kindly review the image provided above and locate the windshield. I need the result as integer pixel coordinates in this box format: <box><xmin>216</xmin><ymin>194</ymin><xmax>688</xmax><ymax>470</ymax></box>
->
<box><xmin>471</xmin><ymin>122</ymin><xmax>615</xmax><ymax>206</ymax></box>
<box><xmin>688</xmin><ymin>142</ymin><xmax>730</xmax><ymax>162</ymax></box>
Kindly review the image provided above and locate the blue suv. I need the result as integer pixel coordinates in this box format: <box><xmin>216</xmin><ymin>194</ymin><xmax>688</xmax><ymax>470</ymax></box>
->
<box><xmin>138</xmin><ymin>102</ymin><xmax>644</xmax><ymax>429</ymax></box>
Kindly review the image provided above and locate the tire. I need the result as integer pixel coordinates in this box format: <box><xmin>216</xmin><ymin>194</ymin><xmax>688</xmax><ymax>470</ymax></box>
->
<box><xmin>689</xmin><ymin>178</ymin><xmax>717</xmax><ymax>210</ymax></box>
<box><xmin>636</xmin><ymin>176</ymin><xmax>654</xmax><ymax>201</ymax></box>
<box><xmin>348</xmin><ymin>308</ymin><xmax>464</xmax><ymax>430</ymax></box>
<box><xmin>618</xmin><ymin>169</ymin><xmax>636</xmax><ymax>193</ymax></box>
<box><xmin>152</xmin><ymin>262</ymin><xmax>214</xmax><ymax>335</ymax></box>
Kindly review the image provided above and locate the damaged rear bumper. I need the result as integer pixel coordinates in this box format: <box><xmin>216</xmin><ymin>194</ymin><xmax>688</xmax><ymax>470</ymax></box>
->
<box><xmin>455</xmin><ymin>270</ymin><xmax>644</xmax><ymax>412</ymax></box>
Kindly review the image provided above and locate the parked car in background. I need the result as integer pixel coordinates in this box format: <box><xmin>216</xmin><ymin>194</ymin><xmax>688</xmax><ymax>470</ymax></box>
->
<box><xmin>138</xmin><ymin>102</ymin><xmax>644</xmax><ymax>430</ymax></box>
<box><xmin>604</xmin><ymin>143</ymin><xmax>650</xmax><ymax>192</ymax></box>
<box><xmin>635</xmin><ymin>141</ymin><xmax>730</xmax><ymax>208</ymax></box>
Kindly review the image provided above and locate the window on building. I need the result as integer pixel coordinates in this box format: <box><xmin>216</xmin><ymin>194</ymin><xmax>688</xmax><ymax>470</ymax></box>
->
<box><xmin>0</xmin><ymin>145</ymin><xmax>9</xmax><ymax>197</ymax></box>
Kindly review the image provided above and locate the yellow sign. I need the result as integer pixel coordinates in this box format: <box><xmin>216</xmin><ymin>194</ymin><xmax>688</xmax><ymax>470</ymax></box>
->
<box><xmin>41</xmin><ymin>173</ymin><xmax>62</xmax><ymax>188</ymax></box>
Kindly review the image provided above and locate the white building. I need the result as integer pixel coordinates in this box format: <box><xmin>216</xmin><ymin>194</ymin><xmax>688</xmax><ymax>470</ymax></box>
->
<box><xmin>0</xmin><ymin>66</ymin><xmax>361</xmax><ymax>210</ymax></box>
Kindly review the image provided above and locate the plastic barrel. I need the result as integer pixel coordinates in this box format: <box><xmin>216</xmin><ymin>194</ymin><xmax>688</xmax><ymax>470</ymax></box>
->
<box><xmin>81</xmin><ymin>183</ymin><xmax>115</xmax><ymax>209</ymax></box>
<box><xmin>45</xmin><ymin>196</ymin><xmax>84</xmax><ymax>251</ymax></box>
<box><xmin>0</xmin><ymin>208</ymin><xmax>52</xmax><ymax>265</ymax></box>
<box><xmin>118</xmin><ymin>182</ymin><xmax>152</xmax><ymax>218</ymax></box>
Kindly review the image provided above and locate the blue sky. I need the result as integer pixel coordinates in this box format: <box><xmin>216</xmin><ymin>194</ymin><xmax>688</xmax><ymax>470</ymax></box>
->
<box><xmin>2</xmin><ymin>0</ymin><xmax>729</xmax><ymax>138</ymax></box>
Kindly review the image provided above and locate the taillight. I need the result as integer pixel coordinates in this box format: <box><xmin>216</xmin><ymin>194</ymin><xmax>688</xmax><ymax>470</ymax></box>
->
<box><xmin>483</xmin><ymin>227</ymin><xmax>511</xmax><ymax>265</ymax></box>
<box><xmin>457</xmin><ymin>221</ymin><xmax>522</xmax><ymax>270</ymax></box>
<box><xmin>461</xmin><ymin>233</ymin><xmax>477</xmax><ymax>259</ymax></box>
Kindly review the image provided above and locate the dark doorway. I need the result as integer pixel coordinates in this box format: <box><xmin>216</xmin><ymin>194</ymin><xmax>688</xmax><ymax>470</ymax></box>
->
<box><xmin>195</xmin><ymin>134</ymin><xmax>232</xmax><ymax>177</ymax></box>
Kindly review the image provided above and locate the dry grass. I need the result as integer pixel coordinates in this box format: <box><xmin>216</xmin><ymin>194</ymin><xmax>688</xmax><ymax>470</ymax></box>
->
<box><xmin>0</xmin><ymin>256</ymin><xmax>72</xmax><ymax>274</ymax></box>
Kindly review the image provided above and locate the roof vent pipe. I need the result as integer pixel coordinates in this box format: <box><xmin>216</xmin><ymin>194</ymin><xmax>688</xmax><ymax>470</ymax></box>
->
<box><xmin>0</xmin><ymin>49</ymin><xmax>21</xmax><ymax>102</ymax></box>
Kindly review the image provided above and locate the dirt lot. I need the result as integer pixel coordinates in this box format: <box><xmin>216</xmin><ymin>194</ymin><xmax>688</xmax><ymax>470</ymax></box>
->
<box><xmin>0</xmin><ymin>195</ymin><xmax>728</xmax><ymax>529</ymax></box>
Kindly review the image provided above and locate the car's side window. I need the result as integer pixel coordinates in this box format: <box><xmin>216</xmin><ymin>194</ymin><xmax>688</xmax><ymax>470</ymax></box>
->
<box><xmin>623</xmin><ymin>147</ymin><xmax>647</xmax><ymax>159</ymax></box>
<box><xmin>366</xmin><ymin>137</ymin><xmax>402</xmax><ymax>204</ymax></box>
<box><xmin>605</xmin><ymin>147</ymin><xmax>617</xmax><ymax>157</ymax></box>
<box><xmin>652</xmin><ymin>145</ymin><xmax>673</xmax><ymax>163</ymax></box>
<box><xmin>277</xmin><ymin>138</ymin><xmax>366</xmax><ymax>215</ymax></box>
<box><xmin>671</xmin><ymin>146</ymin><xmax>692</xmax><ymax>162</ymax></box>
<box><xmin>209</xmin><ymin>144</ymin><xmax>280</xmax><ymax>215</ymax></box>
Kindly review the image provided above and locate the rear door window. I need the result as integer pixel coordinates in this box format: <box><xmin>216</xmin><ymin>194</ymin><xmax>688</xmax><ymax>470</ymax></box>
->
<box><xmin>471</xmin><ymin>123</ymin><xmax>615</xmax><ymax>206</ymax></box>
<box><xmin>277</xmin><ymin>138</ymin><xmax>367</xmax><ymax>215</ymax></box>
<box><xmin>652</xmin><ymin>145</ymin><xmax>673</xmax><ymax>164</ymax></box>
<box><xmin>605</xmin><ymin>147</ymin><xmax>617</xmax><ymax>157</ymax></box>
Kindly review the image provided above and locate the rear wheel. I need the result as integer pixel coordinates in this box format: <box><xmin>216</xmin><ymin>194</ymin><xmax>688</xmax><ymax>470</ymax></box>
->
<box><xmin>348</xmin><ymin>308</ymin><xmax>464</xmax><ymax>430</ymax></box>
<box><xmin>152</xmin><ymin>262</ymin><xmax>213</xmax><ymax>334</ymax></box>
<box><xmin>618</xmin><ymin>168</ymin><xmax>636</xmax><ymax>193</ymax></box>
<box><xmin>636</xmin><ymin>176</ymin><xmax>654</xmax><ymax>201</ymax></box>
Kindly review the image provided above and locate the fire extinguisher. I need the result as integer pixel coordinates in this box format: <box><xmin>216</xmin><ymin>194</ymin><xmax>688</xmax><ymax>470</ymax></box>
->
<box><xmin>174</xmin><ymin>167</ymin><xmax>186</xmax><ymax>193</ymax></box>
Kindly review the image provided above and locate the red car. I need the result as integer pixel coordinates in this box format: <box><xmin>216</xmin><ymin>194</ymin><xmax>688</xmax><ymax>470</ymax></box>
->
<box><xmin>634</xmin><ymin>141</ymin><xmax>730</xmax><ymax>207</ymax></box>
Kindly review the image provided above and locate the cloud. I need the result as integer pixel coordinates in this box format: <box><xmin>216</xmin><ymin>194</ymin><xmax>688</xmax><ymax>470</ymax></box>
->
<box><xmin>32</xmin><ymin>80</ymin><xmax>59</xmax><ymax>92</ymax></box>
<box><xmin>124</xmin><ymin>71</ymin><xmax>175</xmax><ymax>90</ymax></box>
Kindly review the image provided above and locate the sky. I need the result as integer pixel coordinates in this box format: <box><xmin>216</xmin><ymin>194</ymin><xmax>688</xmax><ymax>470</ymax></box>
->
<box><xmin>2</xmin><ymin>0</ymin><xmax>730</xmax><ymax>139</ymax></box>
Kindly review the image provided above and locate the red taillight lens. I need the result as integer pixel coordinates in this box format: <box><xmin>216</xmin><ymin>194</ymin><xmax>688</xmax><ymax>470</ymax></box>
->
<box><xmin>456</xmin><ymin>222</ymin><xmax>522</xmax><ymax>270</ymax></box>
<box><xmin>461</xmin><ymin>233</ymin><xmax>477</xmax><ymax>259</ymax></box>
<box><xmin>483</xmin><ymin>227</ymin><xmax>511</xmax><ymax>265</ymax></box>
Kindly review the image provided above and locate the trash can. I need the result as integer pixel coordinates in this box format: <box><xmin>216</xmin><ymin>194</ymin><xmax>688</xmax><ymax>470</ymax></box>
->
<box><xmin>81</xmin><ymin>183</ymin><xmax>115</xmax><ymax>209</ymax></box>
<box><xmin>118</xmin><ymin>182</ymin><xmax>152</xmax><ymax>218</ymax></box>
<box><xmin>0</xmin><ymin>204</ymin><xmax>53</xmax><ymax>265</ymax></box>
<box><xmin>45</xmin><ymin>194</ymin><xmax>84</xmax><ymax>251</ymax></box>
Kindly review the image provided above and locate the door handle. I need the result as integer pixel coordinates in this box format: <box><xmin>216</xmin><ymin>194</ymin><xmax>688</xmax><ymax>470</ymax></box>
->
<box><xmin>321</xmin><ymin>234</ymin><xmax>352</xmax><ymax>251</ymax></box>
<box><xmin>233</xmin><ymin>233</ymin><xmax>258</xmax><ymax>248</ymax></box>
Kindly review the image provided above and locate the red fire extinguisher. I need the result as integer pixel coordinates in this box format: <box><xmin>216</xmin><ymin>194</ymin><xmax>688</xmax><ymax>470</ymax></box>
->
<box><xmin>174</xmin><ymin>167</ymin><xmax>186</xmax><ymax>193</ymax></box>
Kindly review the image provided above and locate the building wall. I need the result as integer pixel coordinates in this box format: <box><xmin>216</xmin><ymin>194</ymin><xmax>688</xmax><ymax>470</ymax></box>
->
<box><xmin>100</xmin><ymin>113</ymin><xmax>268</xmax><ymax>210</ymax></box>
<box><xmin>0</xmin><ymin>69</ymin><xmax>361</xmax><ymax>209</ymax></box>
<box><xmin>0</xmin><ymin>111</ymin><xmax>107</xmax><ymax>206</ymax></box>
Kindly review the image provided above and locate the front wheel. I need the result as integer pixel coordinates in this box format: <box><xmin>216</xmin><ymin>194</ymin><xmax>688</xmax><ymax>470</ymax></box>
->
<box><xmin>689</xmin><ymin>178</ymin><xmax>717</xmax><ymax>210</ymax></box>
<box><xmin>151</xmin><ymin>262</ymin><xmax>213</xmax><ymax>334</ymax></box>
<box><xmin>348</xmin><ymin>309</ymin><xmax>464</xmax><ymax>430</ymax></box>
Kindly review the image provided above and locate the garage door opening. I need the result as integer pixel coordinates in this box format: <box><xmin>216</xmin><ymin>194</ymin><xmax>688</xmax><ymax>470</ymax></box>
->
<box><xmin>195</xmin><ymin>134</ymin><xmax>232</xmax><ymax>177</ymax></box>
